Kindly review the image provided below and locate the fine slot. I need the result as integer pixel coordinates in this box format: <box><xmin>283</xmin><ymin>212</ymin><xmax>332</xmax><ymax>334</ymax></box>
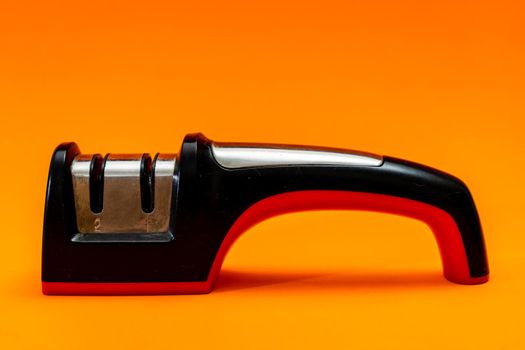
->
<box><xmin>89</xmin><ymin>154</ymin><xmax>106</xmax><ymax>213</ymax></box>
<box><xmin>140</xmin><ymin>153</ymin><xmax>154</xmax><ymax>213</ymax></box>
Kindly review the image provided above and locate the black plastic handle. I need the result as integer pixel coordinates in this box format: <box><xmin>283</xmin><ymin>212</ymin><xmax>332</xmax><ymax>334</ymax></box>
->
<box><xmin>176</xmin><ymin>134</ymin><xmax>489</xmax><ymax>286</ymax></box>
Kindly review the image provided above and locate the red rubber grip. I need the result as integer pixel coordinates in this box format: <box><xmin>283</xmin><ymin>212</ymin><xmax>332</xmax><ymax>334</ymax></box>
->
<box><xmin>208</xmin><ymin>190</ymin><xmax>488</xmax><ymax>289</ymax></box>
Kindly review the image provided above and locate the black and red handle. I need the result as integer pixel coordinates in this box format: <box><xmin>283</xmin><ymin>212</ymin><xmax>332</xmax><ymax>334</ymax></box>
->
<box><xmin>42</xmin><ymin>133</ymin><xmax>489</xmax><ymax>295</ymax></box>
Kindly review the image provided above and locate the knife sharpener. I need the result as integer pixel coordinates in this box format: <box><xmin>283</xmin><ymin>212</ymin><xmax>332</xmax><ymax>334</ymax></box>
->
<box><xmin>42</xmin><ymin>133</ymin><xmax>489</xmax><ymax>295</ymax></box>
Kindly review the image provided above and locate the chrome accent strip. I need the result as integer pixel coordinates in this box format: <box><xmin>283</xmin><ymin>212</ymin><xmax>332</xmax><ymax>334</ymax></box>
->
<box><xmin>211</xmin><ymin>143</ymin><xmax>383</xmax><ymax>169</ymax></box>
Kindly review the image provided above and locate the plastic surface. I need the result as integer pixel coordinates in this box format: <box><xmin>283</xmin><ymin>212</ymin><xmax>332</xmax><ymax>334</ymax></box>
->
<box><xmin>42</xmin><ymin>133</ymin><xmax>488</xmax><ymax>294</ymax></box>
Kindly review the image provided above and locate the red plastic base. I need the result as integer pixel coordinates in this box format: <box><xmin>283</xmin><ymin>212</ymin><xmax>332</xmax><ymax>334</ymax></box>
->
<box><xmin>43</xmin><ymin>190</ymin><xmax>488</xmax><ymax>295</ymax></box>
<box><xmin>42</xmin><ymin>281</ymin><xmax>213</xmax><ymax>295</ymax></box>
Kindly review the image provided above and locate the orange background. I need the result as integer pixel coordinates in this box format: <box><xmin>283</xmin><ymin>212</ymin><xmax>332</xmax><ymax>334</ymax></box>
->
<box><xmin>1</xmin><ymin>1</ymin><xmax>524</xmax><ymax>349</ymax></box>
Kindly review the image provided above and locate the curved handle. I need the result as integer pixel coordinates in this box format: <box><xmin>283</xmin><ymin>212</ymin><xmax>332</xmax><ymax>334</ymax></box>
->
<box><xmin>209</xmin><ymin>190</ymin><xmax>487</xmax><ymax>287</ymax></box>
<box><xmin>178</xmin><ymin>134</ymin><xmax>489</xmax><ymax>289</ymax></box>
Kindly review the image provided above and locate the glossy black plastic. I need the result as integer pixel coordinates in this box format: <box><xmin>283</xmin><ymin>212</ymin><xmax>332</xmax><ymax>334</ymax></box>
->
<box><xmin>42</xmin><ymin>134</ymin><xmax>488</xmax><ymax>284</ymax></box>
